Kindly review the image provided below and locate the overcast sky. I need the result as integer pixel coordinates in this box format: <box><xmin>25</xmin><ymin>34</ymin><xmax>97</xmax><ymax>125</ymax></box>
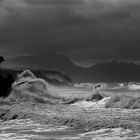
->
<box><xmin>1</xmin><ymin>0</ymin><xmax>140</xmax><ymax>67</ymax></box>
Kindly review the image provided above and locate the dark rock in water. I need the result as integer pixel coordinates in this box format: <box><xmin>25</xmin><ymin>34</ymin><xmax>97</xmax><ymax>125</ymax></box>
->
<box><xmin>0</xmin><ymin>56</ymin><xmax>4</xmax><ymax>63</ymax></box>
<box><xmin>0</xmin><ymin>74</ymin><xmax>15</xmax><ymax>98</ymax></box>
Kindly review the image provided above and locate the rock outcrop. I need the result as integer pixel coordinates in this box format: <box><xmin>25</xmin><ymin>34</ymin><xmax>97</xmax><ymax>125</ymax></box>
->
<box><xmin>0</xmin><ymin>74</ymin><xmax>14</xmax><ymax>98</ymax></box>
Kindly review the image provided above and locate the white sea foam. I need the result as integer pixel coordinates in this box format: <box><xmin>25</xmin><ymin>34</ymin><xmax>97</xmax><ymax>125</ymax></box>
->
<box><xmin>72</xmin><ymin>97</ymin><xmax>111</xmax><ymax>109</ymax></box>
<box><xmin>0</xmin><ymin>118</ymin><xmax>139</xmax><ymax>140</ymax></box>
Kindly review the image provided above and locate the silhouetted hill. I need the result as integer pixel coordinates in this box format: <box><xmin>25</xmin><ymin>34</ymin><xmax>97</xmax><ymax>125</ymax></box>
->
<box><xmin>87</xmin><ymin>60</ymin><xmax>140</xmax><ymax>82</ymax></box>
<box><xmin>5</xmin><ymin>52</ymin><xmax>140</xmax><ymax>82</ymax></box>
<box><xmin>5</xmin><ymin>52</ymin><xmax>80</xmax><ymax>73</ymax></box>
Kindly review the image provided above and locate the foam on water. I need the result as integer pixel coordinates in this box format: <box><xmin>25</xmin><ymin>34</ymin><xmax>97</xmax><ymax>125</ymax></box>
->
<box><xmin>0</xmin><ymin>119</ymin><xmax>139</xmax><ymax>140</ymax></box>
<box><xmin>10</xmin><ymin>70</ymin><xmax>105</xmax><ymax>103</ymax></box>
<box><xmin>1</xmin><ymin>70</ymin><xmax>140</xmax><ymax>140</ymax></box>
<box><xmin>0</xmin><ymin>119</ymin><xmax>81</xmax><ymax>140</ymax></box>
<box><xmin>71</xmin><ymin>97</ymin><xmax>111</xmax><ymax>109</ymax></box>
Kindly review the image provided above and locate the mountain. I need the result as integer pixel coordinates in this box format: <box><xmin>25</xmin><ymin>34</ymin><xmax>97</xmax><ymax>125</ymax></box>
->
<box><xmin>88</xmin><ymin>60</ymin><xmax>140</xmax><ymax>82</ymax></box>
<box><xmin>5</xmin><ymin>52</ymin><xmax>80</xmax><ymax>73</ymax></box>
<box><xmin>4</xmin><ymin>52</ymin><xmax>140</xmax><ymax>82</ymax></box>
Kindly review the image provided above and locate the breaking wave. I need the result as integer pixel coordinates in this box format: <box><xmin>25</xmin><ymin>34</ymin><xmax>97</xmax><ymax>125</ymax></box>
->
<box><xmin>4</xmin><ymin>70</ymin><xmax>140</xmax><ymax>109</ymax></box>
<box><xmin>105</xmin><ymin>95</ymin><xmax>140</xmax><ymax>109</ymax></box>
<box><xmin>4</xmin><ymin>70</ymin><xmax>108</xmax><ymax>105</ymax></box>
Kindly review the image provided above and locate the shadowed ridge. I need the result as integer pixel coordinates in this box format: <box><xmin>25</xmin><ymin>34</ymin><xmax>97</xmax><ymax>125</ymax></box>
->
<box><xmin>6</xmin><ymin>54</ymin><xmax>140</xmax><ymax>82</ymax></box>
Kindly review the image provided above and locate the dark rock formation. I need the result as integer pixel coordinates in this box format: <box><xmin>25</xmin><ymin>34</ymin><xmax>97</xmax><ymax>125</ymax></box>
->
<box><xmin>0</xmin><ymin>56</ymin><xmax>4</xmax><ymax>64</ymax></box>
<box><xmin>0</xmin><ymin>74</ymin><xmax>15</xmax><ymax>97</ymax></box>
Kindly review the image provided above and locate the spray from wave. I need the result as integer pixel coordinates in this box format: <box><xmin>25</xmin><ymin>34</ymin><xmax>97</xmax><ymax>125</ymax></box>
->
<box><xmin>4</xmin><ymin>70</ymin><xmax>140</xmax><ymax>109</ymax></box>
<box><xmin>4</xmin><ymin>70</ymin><xmax>108</xmax><ymax>105</ymax></box>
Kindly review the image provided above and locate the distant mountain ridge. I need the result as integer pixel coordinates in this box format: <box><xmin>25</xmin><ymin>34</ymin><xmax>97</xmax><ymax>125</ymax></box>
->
<box><xmin>4</xmin><ymin>52</ymin><xmax>140</xmax><ymax>82</ymax></box>
<box><xmin>5</xmin><ymin>52</ymin><xmax>79</xmax><ymax>73</ymax></box>
<box><xmin>88</xmin><ymin>60</ymin><xmax>140</xmax><ymax>82</ymax></box>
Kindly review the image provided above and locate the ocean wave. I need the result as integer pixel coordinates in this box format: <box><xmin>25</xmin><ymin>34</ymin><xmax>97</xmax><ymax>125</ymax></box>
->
<box><xmin>6</xmin><ymin>70</ymin><xmax>106</xmax><ymax>104</ymax></box>
<box><xmin>5</xmin><ymin>70</ymin><xmax>140</xmax><ymax>109</ymax></box>
<box><xmin>71</xmin><ymin>97</ymin><xmax>111</xmax><ymax>109</ymax></box>
<box><xmin>105</xmin><ymin>95</ymin><xmax>140</xmax><ymax>109</ymax></box>
<box><xmin>0</xmin><ymin>119</ymin><xmax>139</xmax><ymax>140</ymax></box>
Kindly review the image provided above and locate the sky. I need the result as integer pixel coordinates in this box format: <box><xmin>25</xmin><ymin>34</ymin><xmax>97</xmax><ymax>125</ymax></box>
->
<box><xmin>1</xmin><ymin>0</ymin><xmax>140</xmax><ymax>68</ymax></box>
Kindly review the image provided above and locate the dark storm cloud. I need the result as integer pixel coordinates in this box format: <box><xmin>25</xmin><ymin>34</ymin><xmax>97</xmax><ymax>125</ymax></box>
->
<box><xmin>0</xmin><ymin>0</ymin><xmax>140</xmax><ymax>67</ymax></box>
<box><xmin>26</xmin><ymin>0</ymin><xmax>82</xmax><ymax>5</ymax></box>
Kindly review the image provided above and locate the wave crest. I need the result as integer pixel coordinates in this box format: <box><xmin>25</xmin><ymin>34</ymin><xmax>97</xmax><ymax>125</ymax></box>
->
<box><xmin>6</xmin><ymin>70</ymin><xmax>107</xmax><ymax>104</ymax></box>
